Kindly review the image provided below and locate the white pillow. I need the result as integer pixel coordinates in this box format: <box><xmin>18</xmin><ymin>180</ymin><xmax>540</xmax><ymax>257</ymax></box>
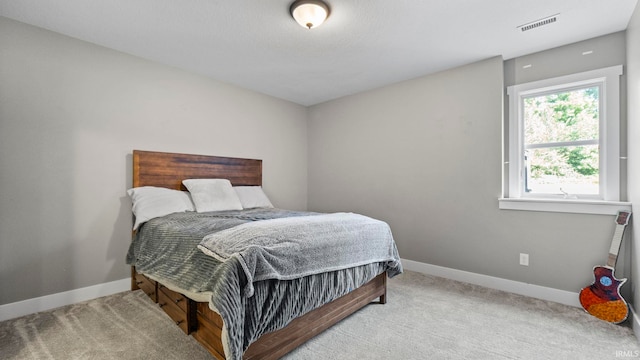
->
<box><xmin>234</xmin><ymin>186</ymin><xmax>274</xmax><ymax>209</ymax></box>
<box><xmin>182</xmin><ymin>179</ymin><xmax>243</xmax><ymax>213</ymax></box>
<box><xmin>127</xmin><ymin>186</ymin><xmax>195</xmax><ymax>230</ymax></box>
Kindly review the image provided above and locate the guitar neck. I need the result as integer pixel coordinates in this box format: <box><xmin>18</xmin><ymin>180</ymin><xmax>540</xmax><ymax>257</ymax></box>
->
<box><xmin>606</xmin><ymin>211</ymin><xmax>631</xmax><ymax>268</ymax></box>
<box><xmin>606</xmin><ymin>226</ymin><xmax>625</xmax><ymax>267</ymax></box>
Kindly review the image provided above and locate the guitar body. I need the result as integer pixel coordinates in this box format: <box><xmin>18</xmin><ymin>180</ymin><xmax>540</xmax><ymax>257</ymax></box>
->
<box><xmin>580</xmin><ymin>211</ymin><xmax>631</xmax><ymax>324</ymax></box>
<box><xmin>579</xmin><ymin>265</ymin><xmax>628</xmax><ymax>324</ymax></box>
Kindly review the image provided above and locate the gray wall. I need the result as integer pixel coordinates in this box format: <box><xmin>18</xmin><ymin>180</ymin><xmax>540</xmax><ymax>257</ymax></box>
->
<box><xmin>627</xmin><ymin>5</ymin><xmax>640</xmax><ymax>315</ymax></box>
<box><xmin>504</xmin><ymin>32</ymin><xmax>627</xmax><ymax>86</ymax></box>
<box><xmin>504</xmin><ymin>31</ymin><xmax>628</xmax><ymax>200</ymax></box>
<box><xmin>1</xmin><ymin>12</ymin><xmax>636</xmax><ymax>308</ymax></box>
<box><xmin>0</xmin><ymin>17</ymin><xmax>308</xmax><ymax>305</ymax></box>
<box><xmin>504</xmin><ymin>31</ymin><xmax>631</xmax><ymax>295</ymax></box>
<box><xmin>308</xmin><ymin>44</ymin><xmax>624</xmax><ymax>293</ymax></box>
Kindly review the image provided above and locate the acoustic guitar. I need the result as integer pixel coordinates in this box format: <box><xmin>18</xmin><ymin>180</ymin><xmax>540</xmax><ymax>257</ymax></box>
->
<box><xmin>579</xmin><ymin>211</ymin><xmax>631</xmax><ymax>324</ymax></box>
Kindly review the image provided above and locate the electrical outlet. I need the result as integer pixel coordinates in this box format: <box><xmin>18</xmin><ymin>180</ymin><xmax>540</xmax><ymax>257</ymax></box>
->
<box><xmin>519</xmin><ymin>253</ymin><xmax>529</xmax><ymax>266</ymax></box>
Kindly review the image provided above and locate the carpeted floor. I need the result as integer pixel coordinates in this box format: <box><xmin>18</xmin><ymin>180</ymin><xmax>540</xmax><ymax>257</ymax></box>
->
<box><xmin>1</xmin><ymin>271</ymin><xmax>638</xmax><ymax>359</ymax></box>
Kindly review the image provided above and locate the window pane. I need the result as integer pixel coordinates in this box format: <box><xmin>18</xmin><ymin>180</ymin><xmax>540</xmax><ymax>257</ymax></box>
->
<box><xmin>524</xmin><ymin>87</ymin><xmax>599</xmax><ymax>145</ymax></box>
<box><xmin>525</xmin><ymin>145</ymin><xmax>599</xmax><ymax>195</ymax></box>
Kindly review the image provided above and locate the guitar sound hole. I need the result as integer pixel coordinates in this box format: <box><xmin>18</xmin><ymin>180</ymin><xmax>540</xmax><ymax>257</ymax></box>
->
<box><xmin>600</xmin><ymin>276</ymin><xmax>613</xmax><ymax>287</ymax></box>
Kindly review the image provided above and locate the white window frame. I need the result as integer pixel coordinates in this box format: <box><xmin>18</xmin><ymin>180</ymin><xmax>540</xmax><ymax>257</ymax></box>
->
<box><xmin>500</xmin><ymin>65</ymin><xmax>631</xmax><ymax>215</ymax></box>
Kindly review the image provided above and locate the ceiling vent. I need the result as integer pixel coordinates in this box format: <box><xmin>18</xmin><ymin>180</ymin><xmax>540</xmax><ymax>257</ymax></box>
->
<box><xmin>518</xmin><ymin>14</ymin><xmax>558</xmax><ymax>32</ymax></box>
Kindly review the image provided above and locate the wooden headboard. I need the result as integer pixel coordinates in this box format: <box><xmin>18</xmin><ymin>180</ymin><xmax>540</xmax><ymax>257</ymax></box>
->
<box><xmin>132</xmin><ymin>150</ymin><xmax>262</xmax><ymax>189</ymax></box>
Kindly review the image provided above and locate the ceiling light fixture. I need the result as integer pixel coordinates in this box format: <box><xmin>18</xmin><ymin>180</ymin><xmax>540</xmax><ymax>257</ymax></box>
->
<box><xmin>290</xmin><ymin>0</ymin><xmax>330</xmax><ymax>29</ymax></box>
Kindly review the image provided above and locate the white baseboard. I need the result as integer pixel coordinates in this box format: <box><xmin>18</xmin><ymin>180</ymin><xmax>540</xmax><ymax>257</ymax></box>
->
<box><xmin>0</xmin><ymin>278</ymin><xmax>131</xmax><ymax>322</ymax></box>
<box><xmin>401</xmin><ymin>258</ymin><xmax>581</xmax><ymax>307</ymax></box>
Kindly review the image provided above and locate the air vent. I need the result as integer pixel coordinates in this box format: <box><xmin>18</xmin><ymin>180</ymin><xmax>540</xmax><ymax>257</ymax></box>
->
<box><xmin>518</xmin><ymin>14</ymin><xmax>558</xmax><ymax>32</ymax></box>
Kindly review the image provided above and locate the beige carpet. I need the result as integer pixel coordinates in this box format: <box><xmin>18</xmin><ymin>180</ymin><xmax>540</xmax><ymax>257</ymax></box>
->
<box><xmin>1</xmin><ymin>271</ymin><xmax>638</xmax><ymax>359</ymax></box>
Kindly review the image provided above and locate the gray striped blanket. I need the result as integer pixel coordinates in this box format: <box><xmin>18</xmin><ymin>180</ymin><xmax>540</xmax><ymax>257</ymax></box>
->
<box><xmin>126</xmin><ymin>208</ymin><xmax>402</xmax><ymax>359</ymax></box>
<box><xmin>198</xmin><ymin>212</ymin><xmax>401</xmax><ymax>297</ymax></box>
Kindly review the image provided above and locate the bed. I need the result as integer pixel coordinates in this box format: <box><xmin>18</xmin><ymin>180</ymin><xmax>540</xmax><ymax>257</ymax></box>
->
<box><xmin>126</xmin><ymin>150</ymin><xmax>402</xmax><ymax>359</ymax></box>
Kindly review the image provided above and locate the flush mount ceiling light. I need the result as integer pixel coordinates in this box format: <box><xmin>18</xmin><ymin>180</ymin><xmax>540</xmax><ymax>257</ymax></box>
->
<box><xmin>290</xmin><ymin>0</ymin><xmax>330</xmax><ymax>29</ymax></box>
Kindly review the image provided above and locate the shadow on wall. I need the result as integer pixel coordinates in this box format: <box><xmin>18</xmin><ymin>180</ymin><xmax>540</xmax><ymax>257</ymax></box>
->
<box><xmin>104</xmin><ymin>153</ymin><xmax>134</xmax><ymax>283</ymax></box>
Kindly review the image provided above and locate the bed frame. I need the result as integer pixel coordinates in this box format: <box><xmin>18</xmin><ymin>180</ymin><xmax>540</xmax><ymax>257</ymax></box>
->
<box><xmin>130</xmin><ymin>150</ymin><xmax>387</xmax><ymax>359</ymax></box>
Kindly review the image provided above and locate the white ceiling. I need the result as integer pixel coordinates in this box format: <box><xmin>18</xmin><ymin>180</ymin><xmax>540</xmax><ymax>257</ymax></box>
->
<box><xmin>1</xmin><ymin>0</ymin><xmax>637</xmax><ymax>106</ymax></box>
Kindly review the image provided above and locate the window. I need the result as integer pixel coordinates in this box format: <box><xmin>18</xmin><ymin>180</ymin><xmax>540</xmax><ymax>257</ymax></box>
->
<box><xmin>522</xmin><ymin>86</ymin><xmax>600</xmax><ymax>198</ymax></box>
<box><xmin>501</xmin><ymin>65</ymin><xmax>629</xmax><ymax>214</ymax></box>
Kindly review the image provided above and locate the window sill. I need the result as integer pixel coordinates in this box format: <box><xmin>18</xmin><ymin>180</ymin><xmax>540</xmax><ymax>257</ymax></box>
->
<box><xmin>498</xmin><ymin>198</ymin><xmax>631</xmax><ymax>215</ymax></box>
